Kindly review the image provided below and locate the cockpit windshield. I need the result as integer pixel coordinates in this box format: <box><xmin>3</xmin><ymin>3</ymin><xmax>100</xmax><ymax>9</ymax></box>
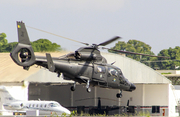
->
<box><xmin>49</xmin><ymin>103</ymin><xmax>61</xmax><ymax>107</ymax></box>
<box><xmin>108</xmin><ymin>67</ymin><xmax>118</xmax><ymax>77</ymax></box>
<box><xmin>116</xmin><ymin>68</ymin><xmax>122</xmax><ymax>75</ymax></box>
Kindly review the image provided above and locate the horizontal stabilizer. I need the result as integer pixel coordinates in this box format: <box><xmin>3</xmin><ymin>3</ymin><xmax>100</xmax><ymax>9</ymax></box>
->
<box><xmin>46</xmin><ymin>53</ymin><xmax>55</xmax><ymax>72</ymax></box>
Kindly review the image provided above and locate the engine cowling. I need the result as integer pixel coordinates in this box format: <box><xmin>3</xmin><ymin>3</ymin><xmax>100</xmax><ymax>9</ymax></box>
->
<box><xmin>79</xmin><ymin>53</ymin><xmax>97</xmax><ymax>60</ymax></box>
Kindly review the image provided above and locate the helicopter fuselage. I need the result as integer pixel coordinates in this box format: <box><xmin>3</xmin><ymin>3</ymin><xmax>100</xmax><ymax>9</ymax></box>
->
<box><xmin>35</xmin><ymin>55</ymin><xmax>136</xmax><ymax>92</ymax></box>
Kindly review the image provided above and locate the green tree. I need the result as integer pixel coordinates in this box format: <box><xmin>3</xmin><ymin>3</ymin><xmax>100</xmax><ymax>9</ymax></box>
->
<box><xmin>0</xmin><ymin>33</ymin><xmax>8</xmax><ymax>52</ymax></box>
<box><xmin>5</xmin><ymin>42</ymin><xmax>18</xmax><ymax>52</ymax></box>
<box><xmin>0</xmin><ymin>32</ymin><xmax>61</xmax><ymax>52</ymax></box>
<box><xmin>31</xmin><ymin>39</ymin><xmax>61</xmax><ymax>52</ymax></box>
<box><xmin>109</xmin><ymin>40</ymin><xmax>155</xmax><ymax>62</ymax></box>
<box><xmin>157</xmin><ymin>47</ymin><xmax>180</xmax><ymax>70</ymax></box>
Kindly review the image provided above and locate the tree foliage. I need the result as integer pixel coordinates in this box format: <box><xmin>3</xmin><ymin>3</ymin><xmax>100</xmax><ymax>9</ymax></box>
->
<box><xmin>0</xmin><ymin>33</ymin><xmax>8</xmax><ymax>52</ymax></box>
<box><xmin>109</xmin><ymin>39</ymin><xmax>180</xmax><ymax>70</ymax></box>
<box><xmin>31</xmin><ymin>39</ymin><xmax>61</xmax><ymax>52</ymax></box>
<box><xmin>109</xmin><ymin>40</ymin><xmax>155</xmax><ymax>62</ymax></box>
<box><xmin>155</xmin><ymin>47</ymin><xmax>180</xmax><ymax>70</ymax></box>
<box><xmin>0</xmin><ymin>33</ymin><xmax>61</xmax><ymax>52</ymax></box>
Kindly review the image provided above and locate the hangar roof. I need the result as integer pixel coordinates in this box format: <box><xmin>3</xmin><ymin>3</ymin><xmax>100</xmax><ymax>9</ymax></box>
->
<box><xmin>0</xmin><ymin>52</ymin><xmax>171</xmax><ymax>84</ymax></box>
<box><xmin>0</xmin><ymin>52</ymin><xmax>68</xmax><ymax>83</ymax></box>
<box><xmin>0</xmin><ymin>53</ymin><xmax>39</xmax><ymax>83</ymax></box>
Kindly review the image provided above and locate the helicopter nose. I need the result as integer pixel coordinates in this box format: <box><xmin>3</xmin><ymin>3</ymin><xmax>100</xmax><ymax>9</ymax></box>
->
<box><xmin>130</xmin><ymin>83</ymin><xmax>136</xmax><ymax>90</ymax></box>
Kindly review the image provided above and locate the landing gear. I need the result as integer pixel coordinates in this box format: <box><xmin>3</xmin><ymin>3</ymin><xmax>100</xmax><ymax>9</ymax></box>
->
<box><xmin>86</xmin><ymin>80</ymin><xmax>91</xmax><ymax>93</ymax></box>
<box><xmin>71</xmin><ymin>86</ymin><xmax>75</xmax><ymax>91</ymax></box>
<box><xmin>87</xmin><ymin>87</ymin><xmax>91</xmax><ymax>93</ymax></box>
<box><xmin>71</xmin><ymin>82</ymin><xmax>76</xmax><ymax>91</ymax></box>
<box><xmin>116</xmin><ymin>90</ymin><xmax>122</xmax><ymax>98</ymax></box>
<box><xmin>70</xmin><ymin>80</ymin><xmax>91</xmax><ymax>93</ymax></box>
<box><xmin>116</xmin><ymin>93</ymin><xmax>122</xmax><ymax>98</ymax></box>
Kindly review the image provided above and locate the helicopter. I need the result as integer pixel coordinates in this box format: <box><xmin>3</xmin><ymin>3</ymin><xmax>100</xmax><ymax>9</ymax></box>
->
<box><xmin>10</xmin><ymin>21</ymin><xmax>169</xmax><ymax>98</ymax></box>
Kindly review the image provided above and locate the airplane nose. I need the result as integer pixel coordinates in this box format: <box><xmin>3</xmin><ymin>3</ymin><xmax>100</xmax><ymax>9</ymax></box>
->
<box><xmin>64</xmin><ymin>108</ymin><xmax>71</xmax><ymax>115</ymax></box>
<box><xmin>130</xmin><ymin>83</ymin><xmax>136</xmax><ymax>90</ymax></box>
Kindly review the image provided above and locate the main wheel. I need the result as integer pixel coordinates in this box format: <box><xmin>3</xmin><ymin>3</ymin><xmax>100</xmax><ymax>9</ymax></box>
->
<box><xmin>87</xmin><ymin>87</ymin><xmax>91</xmax><ymax>93</ymax></box>
<box><xmin>70</xmin><ymin>86</ymin><xmax>75</xmax><ymax>91</ymax></box>
<box><xmin>116</xmin><ymin>93</ymin><xmax>122</xmax><ymax>98</ymax></box>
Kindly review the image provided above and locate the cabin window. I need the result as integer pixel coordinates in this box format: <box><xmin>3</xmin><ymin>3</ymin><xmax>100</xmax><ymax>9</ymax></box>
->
<box><xmin>36</xmin><ymin>104</ymin><xmax>38</xmax><ymax>107</ymax></box>
<box><xmin>32</xmin><ymin>104</ymin><xmax>35</xmax><ymax>107</ymax></box>
<box><xmin>108</xmin><ymin>67</ymin><xmax>118</xmax><ymax>77</ymax></box>
<box><xmin>40</xmin><ymin>104</ymin><xmax>42</xmax><ymax>107</ymax></box>
<box><xmin>44</xmin><ymin>105</ymin><xmax>47</xmax><ymax>108</ymax></box>
<box><xmin>97</xmin><ymin>66</ymin><xmax>106</xmax><ymax>73</ymax></box>
<box><xmin>29</xmin><ymin>104</ymin><xmax>31</xmax><ymax>108</ymax></box>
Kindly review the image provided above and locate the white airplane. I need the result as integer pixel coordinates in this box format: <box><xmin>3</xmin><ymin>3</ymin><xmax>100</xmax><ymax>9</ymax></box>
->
<box><xmin>0</xmin><ymin>86</ymin><xmax>71</xmax><ymax>115</ymax></box>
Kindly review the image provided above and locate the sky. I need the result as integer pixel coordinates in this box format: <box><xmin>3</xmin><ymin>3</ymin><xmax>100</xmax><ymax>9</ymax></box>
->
<box><xmin>1</xmin><ymin>0</ymin><xmax>180</xmax><ymax>55</ymax></box>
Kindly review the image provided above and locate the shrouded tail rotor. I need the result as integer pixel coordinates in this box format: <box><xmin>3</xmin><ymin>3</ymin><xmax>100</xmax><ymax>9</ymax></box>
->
<box><xmin>10</xmin><ymin>43</ymin><xmax>35</xmax><ymax>68</ymax></box>
<box><xmin>19</xmin><ymin>48</ymin><xmax>32</xmax><ymax>62</ymax></box>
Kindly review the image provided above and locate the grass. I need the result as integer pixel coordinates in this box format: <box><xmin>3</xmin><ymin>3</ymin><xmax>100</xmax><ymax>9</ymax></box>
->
<box><xmin>161</xmin><ymin>72</ymin><xmax>172</xmax><ymax>74</ymax></box>
<box><xmin>49</xmin><ymin>110</ymin><xmax>151</xmax><ymax>117</ymax></box>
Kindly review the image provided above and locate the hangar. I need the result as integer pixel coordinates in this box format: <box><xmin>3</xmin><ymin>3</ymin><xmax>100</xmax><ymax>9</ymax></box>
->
<box><xmin>0</xmin><ymin>52</ymin><xmax>179</xmax><ymax>116</ymax></box>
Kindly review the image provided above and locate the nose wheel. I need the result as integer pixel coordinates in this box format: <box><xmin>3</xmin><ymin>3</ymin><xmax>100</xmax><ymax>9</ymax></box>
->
<box><xmin>86</xmin><ymin>80</ymin><xmax>91</xmax><ymax>93</ymax></box>
<box><xmin>87</xmin><ymin>87</ymin><xmax>91</xmax><ymax>93</ymax></box>
<box><xmin>71</xmin><ymin>86</ymin><xmax>75</xmax><ymax>91</ymax></box>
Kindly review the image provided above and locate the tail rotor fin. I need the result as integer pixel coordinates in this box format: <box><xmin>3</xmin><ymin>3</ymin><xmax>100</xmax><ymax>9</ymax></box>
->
<box><xmin>10</xmin><ymin>21</ymin><xmax>35</xmax><ymax>68</ymax></box>
<box><xmin>17</xmin><ymin>21</ymin><xmax>31</xmax><ymax>45</ymax></box>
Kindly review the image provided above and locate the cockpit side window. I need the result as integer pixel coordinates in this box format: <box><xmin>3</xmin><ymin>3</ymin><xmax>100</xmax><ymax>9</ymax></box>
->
<box><xmin>97</xmin><ymin>66</ymin><xmax>106</xmax><ymax>73</ymax></box>
<box><xmin>108</xmin><ymin>67</ymin><xmax>118</xmax><ymax>77</ymax></box>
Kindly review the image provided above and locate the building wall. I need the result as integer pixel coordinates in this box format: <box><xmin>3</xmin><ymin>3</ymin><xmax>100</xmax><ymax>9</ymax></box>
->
<box><xmin>28</xmin><ymin>83</ymin><xmax>177</xmax><ymax>116</ymax></box>
<box><xmin>28</xmin><ymin>83</ymin><xmax>120</xmax><ymax>107</ymax></box>
<box><xmin>169</xmin><ymin>84</ymin><xmax>179</xmax><ymax>116</ymax></box>
<box><xmin>118</xmin><ymin>84</ymin><xmax>169</xmax><ymax>106</ymax></box>
<box><xmin>28</xmin><ymin>83</ymin><xmax>71</xmax><ymax>107</ymax></box>
<box><xmin>28</xmin><ymin>83</ymin><xmax>169</xmax><ymax>107</ymax></box>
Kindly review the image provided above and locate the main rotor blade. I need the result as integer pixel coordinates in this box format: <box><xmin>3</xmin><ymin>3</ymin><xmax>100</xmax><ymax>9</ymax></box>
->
<box><xmin>102</xmin><ymin>47</ymin><xmax>170</xmax><ymax>59</ymax></box>
<box><xmin>98</xmin><ymin>36</ymin><xmax>121</xmax><ymax>46</ymax></box>
<box><xmin>27</xmin><ymin>25</ymin><xmax>89</xmax><ymax>46</ymax></box>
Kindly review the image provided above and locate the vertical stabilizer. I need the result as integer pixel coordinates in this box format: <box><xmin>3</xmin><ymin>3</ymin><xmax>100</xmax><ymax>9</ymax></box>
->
<box><xmin>0</xmin><ymin>86</ymin><xmax>17</xmax><ymax>104</ymax></box>
<box><xmin>17</xmin><ymin>21</ymin><xmax>31</xmax><ymax>45</ymax></box>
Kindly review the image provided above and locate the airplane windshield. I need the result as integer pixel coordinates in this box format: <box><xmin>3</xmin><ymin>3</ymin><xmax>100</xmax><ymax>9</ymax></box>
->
<box><xmin>49</xmin><ymin>103</ymin><xmax>61</xmax><ymax>107</ymax></box>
